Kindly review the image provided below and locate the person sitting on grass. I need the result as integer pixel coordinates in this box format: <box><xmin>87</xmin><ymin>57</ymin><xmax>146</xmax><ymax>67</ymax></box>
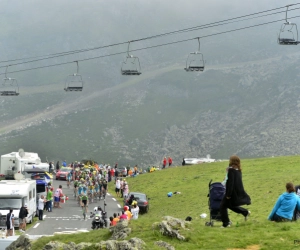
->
<box><xmin>268</xmin><ymin>182</ymin><xmax>300</xmax><ymax>222</ymax></box>
<box><xmin>124</xmin><ymin>206</ymin><xmax>132</xmax><ymax>220</ymax></box>
<box><xmin>110</xmin><ymin>216</ymin><xmax>116</xmax><ymax>226</ymax></box>
<box><xmin>119</xmin><ymin>211</ymin><xmax>127</xmax><ymax>220</ymax></box>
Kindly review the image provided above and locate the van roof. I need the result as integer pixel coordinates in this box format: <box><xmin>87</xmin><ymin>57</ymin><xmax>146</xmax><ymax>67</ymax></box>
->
<box><xmin>0</xmin><ymin>180</ymin><xmax>35</xmax><ymax>185</ymax></box>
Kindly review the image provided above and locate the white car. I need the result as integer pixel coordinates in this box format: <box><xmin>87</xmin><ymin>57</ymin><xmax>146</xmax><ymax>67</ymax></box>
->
<box><xmin>184</xmin><ymin>157</ymin><xmax>215</xmax><ymax>165</ymax></box>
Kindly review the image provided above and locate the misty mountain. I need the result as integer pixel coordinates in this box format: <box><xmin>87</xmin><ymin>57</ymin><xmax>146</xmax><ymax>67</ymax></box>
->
<box><xmin>0</xmin><ymin>0</ymin><xmax>299</xmax><ymax>166</ymax></box>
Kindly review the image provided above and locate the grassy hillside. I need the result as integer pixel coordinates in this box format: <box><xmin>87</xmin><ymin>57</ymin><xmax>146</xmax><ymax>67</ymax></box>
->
<box><xmin>32</xmin><ymin>155</ymin><xmax>300</xmax><ymax>249</ymax></box>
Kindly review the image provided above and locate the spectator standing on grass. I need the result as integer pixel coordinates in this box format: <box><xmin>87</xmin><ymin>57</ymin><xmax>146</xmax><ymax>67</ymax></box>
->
<box><xmin>6</xmin><ymin>209</ymin><xmax>14</xmax><ymax>237</ymax></box>
<box><xmin>120</xmin><ymin>179</ymin><xmax>124</xmax><ymax>198</ymax></box>
<box><xmin>220</xmin><ymin>155</ymin><xmax>251</xmax><ymax>228</ymax></box>
<box><xmin>131</xmin><ymin>203</ymin><xmax>139</xmax><ymax>220</ymax></box>
<box><xmin>134</xmin><ymin>165</ymin><xmax>138</xmax><ymax>175</ymax></box>
<box><xmin>110</xmin><ymin>168</ymin><xmax>115</xmax><ymax>178</ymax></box>
<box><xmin>182</xmin><ymin>158</ymin><xmax>186</xmax><ymax>166</ymax></box>
<box><xmin>115</xmin><ymin>178</ymin><xmax>121</xmax><ymax>197</ymax></box>
<box><xmin>162</xmin><ymin>157</ymin><xmax>167</xmax><ymax>169</ymax></box>
<box><xmin>168</xmin><ymin>157</ymin><xmax>173</xmax><ymax>167</ymax></box>
<box><xmin>38</xmin><ymin>195</ymin><xmax>46</xmax><ymax>221</ymax></box>
<box><xmin>123</xmin><ymin>181</ymin><xmax>129</xmax><ymax>199</ymax></box>
<box><xmin>268</xmin><ymin>182</ymin><xmax>300</xmax><ymax>222</ymax></box>
<box><xmin>108</xmin><ymin>168</ymin><xmax>111</xmax><ymax>182</ymax></box>
<box><xmin>62</xmin><ymin>160</ymin><xmax>67</xmax><ymax>167</ymax></box>
<box><xmin>115</xmin><ymin>168</ymin><xmax>119</xmax><ymax>183</ymax></box>
<box><xmin>18</xmin><ymin>204</ymin><xmax>28</xmax><ymax>233</ymax></box>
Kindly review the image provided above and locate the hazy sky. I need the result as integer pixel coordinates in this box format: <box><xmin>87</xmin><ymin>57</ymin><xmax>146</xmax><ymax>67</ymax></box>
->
<box><xmin>1</xmin><ymin>0</ymin><xmax>299</xmax><ymax>81</ymax></box>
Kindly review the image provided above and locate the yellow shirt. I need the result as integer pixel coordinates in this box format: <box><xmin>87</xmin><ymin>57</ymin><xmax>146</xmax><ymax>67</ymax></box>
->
<box><xmin>125</xmin><ymin>211</ymin><xmax>132</xmax><ymax>220</ymax></box>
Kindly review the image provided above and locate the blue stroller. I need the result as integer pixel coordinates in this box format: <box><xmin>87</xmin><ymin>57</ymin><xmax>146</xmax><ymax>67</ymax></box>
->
<box><xmin>205</xmin><ymin>180</ymin><xmax>226</xmax><ymax>226</ymax></box>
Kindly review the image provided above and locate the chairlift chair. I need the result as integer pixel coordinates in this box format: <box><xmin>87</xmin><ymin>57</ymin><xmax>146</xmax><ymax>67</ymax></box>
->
<box><xmin>278</xmin><ymin>5</ymin><xmax>299</xmax><ymax>45</ymax></box>
<box><xmin>64</xmin><ymin>61</ymin><xmax>84</xmax><ymax>92</ymax></box>
<box><xmin>184</xmin><ymin>38</ymin><xmax>205</xmax><ymax>72</ymax></box>
<box><xmin>121</xmin><ymin>42</ymin><xmax>142</xmax><ymax>75</ymax></box>
<box><xmin>0</xmin><ymin>66</ymin><xmax>19</xmax><ymax>96</ymax></box>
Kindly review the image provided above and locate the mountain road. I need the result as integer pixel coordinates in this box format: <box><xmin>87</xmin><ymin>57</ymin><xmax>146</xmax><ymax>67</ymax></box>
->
<box><xmin>26</xmin><ymin>179</ymin><xmax>121</xmax><ymax>236</ymax></box>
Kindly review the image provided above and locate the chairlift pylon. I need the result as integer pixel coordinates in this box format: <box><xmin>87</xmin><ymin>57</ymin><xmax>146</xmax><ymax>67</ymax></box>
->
<box><xmin>184</xmin><ymin>38</ymin><xmax>205</xmax><ymax>72</ymax></box>
<box><xmin>278</xmin><ymin>4</ymin><xmax>299</xmax><ymax>45</ymax></box>
<box><xmin>121</xmin><ymin>42</ymin><xmax>142</xmax><ymax>75</ymax></box>
<box><xmin>64</xmin><ymin>61</ymin><xmax>84</xmax><ymax>92</ymax></box>
<box><xmin>0</xmin><ymin>65</ymin><xmax>19</xmax><ymax>96</ymax></box>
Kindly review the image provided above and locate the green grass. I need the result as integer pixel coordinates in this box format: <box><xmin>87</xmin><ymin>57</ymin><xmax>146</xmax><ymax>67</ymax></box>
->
<box><xmin>31</xmin><ymin>156</ymin><xmax>300</xmax><ymax>249</ymax></box>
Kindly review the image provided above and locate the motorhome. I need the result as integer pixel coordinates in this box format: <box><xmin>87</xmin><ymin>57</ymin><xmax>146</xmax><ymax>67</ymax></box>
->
<box><xmin>0</xmin><ymin>149</ymin><xmax>43</xmax><ymax>180</ymax></box>
<box><xmin>0</xmin><ymin>179</ymin><xmax>36</xmax><ymax>228</ymax></box>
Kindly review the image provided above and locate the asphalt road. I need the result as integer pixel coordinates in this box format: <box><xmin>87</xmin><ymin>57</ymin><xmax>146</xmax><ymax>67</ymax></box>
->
<box><xmin>26</xmin><ymin>179</ymin><xmax>122</xmax><ymax>236</ymax></box>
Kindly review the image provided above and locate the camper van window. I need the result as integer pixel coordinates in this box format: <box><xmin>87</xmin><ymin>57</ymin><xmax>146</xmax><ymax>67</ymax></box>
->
<box><xmin>0</xmin><ymin>198</ymin><xmax>22</xmax><ymax>209</ymax></box>
<box><xmin>29</xmin><ymin>190</ymin><xmax>32</xmax><ymax>199</ymax></box>
<box><xmin>33</xmin><ymin>188</ymin><xmax>36</xmax><ymax>197</ymax></box>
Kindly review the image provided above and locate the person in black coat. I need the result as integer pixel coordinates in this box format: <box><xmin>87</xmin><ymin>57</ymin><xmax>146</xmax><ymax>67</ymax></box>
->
<box><xmin>220</xmin><ymin>155</ymin><xmax>251</xmax><ymax>228</ymax></box>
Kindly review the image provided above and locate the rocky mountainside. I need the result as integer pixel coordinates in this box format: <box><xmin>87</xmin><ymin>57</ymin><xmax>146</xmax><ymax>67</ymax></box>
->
<box><xmin>0</xmin><ymin>0</ymin><xmax>299</xmax><ymax>166</ymax></box>
<box><xmin>1</xmin><ymin>51</ymin><xmax>300</xmax><ymax>167</ymax></box>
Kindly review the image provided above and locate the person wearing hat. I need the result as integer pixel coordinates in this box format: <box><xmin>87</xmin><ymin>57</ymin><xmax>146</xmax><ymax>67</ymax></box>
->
<box><xmin>18</xmin><ymin>204</ymin><xmax>28</xmax><ymax>232</ymax></box>
<box><xmin>131</xmin><ymin>202</ymin><xmax>139</xmax><ymax>220</ymax></box>
<box><xmin>124</xmin><ymin>206</ymin><xmax>132</xmax><ymax>220</ymax></box>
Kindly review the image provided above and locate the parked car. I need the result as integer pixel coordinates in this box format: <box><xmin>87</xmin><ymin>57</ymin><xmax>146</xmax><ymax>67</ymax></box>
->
<box><xmin>55</xmin><ymin>167</ymin><xmax>72</xmax><ymax>180</ymax></box>
<box><xmin>116</xmin><ymin>167</ymin><xmax>127</xmax><ymax>177</ymax></box>
<box><xmin>184</xmin><ymin>157</ymin><xmax>215</xmax><ymax>165</ymax></box>
<box><xmin>124</xmin><ymin>192</ymin><xmax>150</xmax><ymax>213</ymax></box>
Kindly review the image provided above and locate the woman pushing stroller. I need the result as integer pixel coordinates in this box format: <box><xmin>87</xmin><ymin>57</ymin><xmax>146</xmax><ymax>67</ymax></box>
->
<box><xmin>220</xmin><ymin>155</ymin><xmax>251</xmax><ymax>228</ymax></box>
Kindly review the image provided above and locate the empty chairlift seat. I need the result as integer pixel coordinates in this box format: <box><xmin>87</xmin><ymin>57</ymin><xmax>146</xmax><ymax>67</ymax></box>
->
<box><xmin>278</xmin><ymin>5</ymin><xmax>299</xmax><ymax>45</ymax></box>
<box><xmin>0</xmin><ymin>66</ymin><xmax>20</xmax><ymax>96</ymax></box>
<box><xmin>121</xmin><ymin>42</ymin><xmax>142</xmax><ymax>76</ymax></box>
<box><xmin>184</xmin><ymin>38</ymin><xmax>205</xmax><ymax>72</ymax></box>
<box><xmin>184</xmin><ymin>52</ymin><xmax>205</xmax><ymax>72</ymax></box>
<box><xmin>64</xmin><ymin>61</ymin><xmax>84</xmax><ymax>92</ymax></box>
<box><xmin>64</xmin><ymin>74</ymin><xmax>83</xmax><ymax>91</ymax></box>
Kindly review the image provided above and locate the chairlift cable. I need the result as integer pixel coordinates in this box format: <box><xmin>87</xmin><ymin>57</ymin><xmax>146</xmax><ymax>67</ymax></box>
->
<box><xmin>0</xmin><ymin>4</ymin><xmax>299</xmax><ymax>66</ymax></box>
<box><xmin>131</xmin><ymin>5</ymin><xmax>300</xmax><ymax>42</ymax></box>
<box><xmin>168</xmin><ymin>7</ymin><xmax>300</xmax><ymax>36</ymax></box>
<box><xmin>1</xmin><ymin>14</ymin><xmax>299</xmax><ymax>76</ymax></box>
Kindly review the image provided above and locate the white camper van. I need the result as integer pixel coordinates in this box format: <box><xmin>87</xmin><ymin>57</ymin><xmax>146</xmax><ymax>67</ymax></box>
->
<box><xmin>0</xmin><ymin>179</ymin><xmax>36</xmax><ymax>228</ymax></box>
<box><xmin>0</xmin><ymin>149</ymin><xmax>42</xmax><ymax>179</ymax></box>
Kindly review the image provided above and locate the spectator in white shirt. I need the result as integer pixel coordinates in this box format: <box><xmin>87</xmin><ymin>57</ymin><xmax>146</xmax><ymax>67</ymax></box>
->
<box><xmin>131</xmin><ymin>203</ymin><xmax>139</xmax><ymax>220</ymax></box>
<box><xmin>115</xmin><ymin>178</ymin><xmax>121</xmax><ymax>197</ymax></box>
<box><xmin>38</xmin><ymin>195</ymin><xmax>46</xmax><ymax>221</ymax></box>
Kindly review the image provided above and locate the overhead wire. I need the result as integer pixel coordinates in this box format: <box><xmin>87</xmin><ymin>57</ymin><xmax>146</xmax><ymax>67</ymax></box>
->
<box><xmin>2</xmin><ymin>13</ymin><xmax>300</xmax><ymax>76</ymax></box>
<box><xmin>0</xmin><ymin>3</ymin><xmax>298</xmax><ymax>68</ymax></box>
<box><xmin>130</xmin><ymin>4</ymin><xmax>300</xmax><ymax>41</ymax></box>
